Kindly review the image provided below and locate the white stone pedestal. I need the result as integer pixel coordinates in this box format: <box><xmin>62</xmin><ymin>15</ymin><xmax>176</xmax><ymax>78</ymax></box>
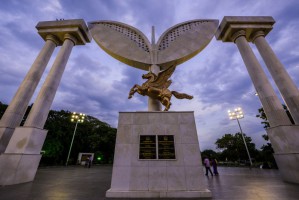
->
<box><xmin>0</xmin><ymin>127</ymin><xmax>14</xmax><ymax>153</ymax></box>
<box><xmin>106</xmin><ymin>111</ymin><xmax>211</xmax><ymax>198</ymax></box>
<box><xmin>0</xmin><ymin>127</ymin><xmax>47</xmax><ymax>185</ymax></box>
<box><xmin>267</xmin><ymin>125</ymin><xmax>299</xmax><ymax>184</ymax></box>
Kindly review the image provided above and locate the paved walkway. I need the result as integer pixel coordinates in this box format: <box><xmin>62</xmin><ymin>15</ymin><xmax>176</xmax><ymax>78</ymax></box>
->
<box><xmin>0</xmin><ymin>166</ymin><xmax>298</xmax><ymax>200</ymax></box>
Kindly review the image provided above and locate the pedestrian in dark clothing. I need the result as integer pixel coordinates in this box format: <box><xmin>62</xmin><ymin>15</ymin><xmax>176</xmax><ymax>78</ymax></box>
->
<box><xmin>211</xmin><ymin>158</ymin><xmax>219</xmax><ymax>175</ymax></box>
<box><xmin>85</xmin><ymin>156</ymin><xmax>92</xmax><ymax>168</ymax></box>
<box><xmin>87</xmin><ymin>156</ymin><xmax>92</xmax><ymax>168</ymax></box>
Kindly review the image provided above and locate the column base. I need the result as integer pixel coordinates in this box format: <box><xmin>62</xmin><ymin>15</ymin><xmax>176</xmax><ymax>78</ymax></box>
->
<box><xmin>0</xmin><ymin>126</ymin><xmax>47</xmax><ymax>185</ymax></box>
<box><xmin>267</xmin><ymin>125</ymin><xmax>299</xmax><ymax>184</ymax></box>
<box><xmin>0</xmin><ymin>127</ymin><xmax>15</xmax><ymax>153</ymax></box>
<box><xmin>0</xmin><ymin>154</ymin><xmax>42</xmax><ymax>185</ymax></box>
<box><xmin>106</xmin><ymin>189</ymin><xmax>212</xmax><ymax>198</ymax></box>
<box><xmin>4</xmin><ymin>126</ymin><xmax>47</xmax><ymax>154</ymax></box>
<box><xmin>274</xmin><ymin>153</ymin><xmax>299</xmax><ymax>184</ymax></box>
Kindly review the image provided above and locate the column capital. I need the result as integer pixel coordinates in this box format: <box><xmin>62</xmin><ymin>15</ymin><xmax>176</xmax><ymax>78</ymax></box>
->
<box><xmin>45</xmin><ymin>34</ymin><xmax>60</xmax><ymax>46</ymax></box>
<box><xmin>216</xmin><ymin>16</ymin><xmax>275</xmax><ymax>42</ymax></box>
<box><xmin>231</xmin><ymin>30</ymin><xmax>246</xmax><ymax>43</ymax></box>
<box><xmin>251</xmin><ymin>30</ymin><xmax>265</xmax><ymax>43</ymax></box>
<box><xmin>36</xmin><ymin>19</ymin><xmax>92</xmax><ymax>46</ymax></box>
<box><xmin>64</xmin><ymin>33</ymin><xmax>77</xmax><ymax>45</ymax></box>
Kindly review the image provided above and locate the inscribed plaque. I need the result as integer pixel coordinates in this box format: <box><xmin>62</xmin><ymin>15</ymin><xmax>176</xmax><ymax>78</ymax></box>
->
<box><xmin>158</xmin><ymin>135</ymin><xmax>176</xmax><ymax>159</ymax></box>
<box><xmin>139</xmin><ymin>135</ymin><xmax>157</xmax><ymax>159</ymax></box>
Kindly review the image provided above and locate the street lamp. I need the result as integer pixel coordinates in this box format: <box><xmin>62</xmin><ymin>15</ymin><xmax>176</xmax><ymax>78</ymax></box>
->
<box><xmin>228</xmin><ymin>107</ymin><xmax>253</xmax><ymax>166</ymax></box>
<box><xmin>65</xmin><ymin>112</ymin><xmax>85</xmax><ymax>166</ymax></box>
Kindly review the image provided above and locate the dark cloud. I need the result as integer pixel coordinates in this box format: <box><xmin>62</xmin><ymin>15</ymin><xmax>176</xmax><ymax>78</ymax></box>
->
<box><xmin>4</xmin><ymin>23</ymin><xmax>42</xmax><ymax>50</ymax></box>
<box><xmin>0</xmin><ymin>0</ymin><xmax>298</xmax><ymax>149</ymax></box>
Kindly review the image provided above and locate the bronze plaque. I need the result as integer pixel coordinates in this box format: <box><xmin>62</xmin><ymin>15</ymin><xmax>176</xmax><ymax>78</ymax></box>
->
<box><xmin>158</xmin><ymin>135</ymin><xmax>176</xmax><ymax>159</ymax></box>
<box><xmin>139</xmin><ymin>135</ymin><xmax>157</xmax><ymax>159</ymax></box>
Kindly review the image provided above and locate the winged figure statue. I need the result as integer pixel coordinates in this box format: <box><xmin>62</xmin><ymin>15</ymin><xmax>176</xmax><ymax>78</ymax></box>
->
<box><xmin>88</xmin><ymin>19</ymin><xmax>218</xmax><ymax>111</ymax></box>
<box><xmin>128</xmin><ymin>65</ymin><xmax>193</xmax><ymax>111</ymax></box>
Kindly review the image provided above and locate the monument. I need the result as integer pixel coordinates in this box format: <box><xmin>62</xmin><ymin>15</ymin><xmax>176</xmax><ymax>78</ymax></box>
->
<box><xmin>216</xmin><ymin>16</ymin><xmax>299</xmax><ymax>184</ymax></box>
<box><xmin>1</xmin><ymin>15</ymin><xmax>298</xmax><ymax>191</ymax></box>
<box><xmin>89</xmin><ymin>19</ymin><xmax>218</xmax><ymax>198</ymax></box>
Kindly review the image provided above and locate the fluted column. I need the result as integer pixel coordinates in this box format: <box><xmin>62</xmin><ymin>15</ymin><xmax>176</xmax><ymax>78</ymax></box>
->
<box><xmin>252</xmin><ymin>31</ymin><xmax>299</xmax><ymax>124</ymax></box>
<box><xmin>24</xmin><ymin>34</ymin><xmax>76</xmax><ymax>129</ymax></box>
<box><xmin>232</xmin><ymin>30</ymin><xmax>291</xmax><ymax>127</ymax></box>
<box><xmin>0</xmin><ymin>35</ymin><xmax>58</xmax><ymax>129</ymax></box>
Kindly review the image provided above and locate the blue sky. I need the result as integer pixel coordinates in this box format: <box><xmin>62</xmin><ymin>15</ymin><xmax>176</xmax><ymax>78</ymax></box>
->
<box><xmin>0</xmin><ymin>0</ymin><xmax>299</xmax><ymax>150</ymax></box>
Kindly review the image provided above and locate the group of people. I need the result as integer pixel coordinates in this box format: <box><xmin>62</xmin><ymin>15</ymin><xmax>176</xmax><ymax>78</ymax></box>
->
<box><xmin>203</xmin><ymin>157</ymin><xmax>219</xmax><ymax>176</ymax></box>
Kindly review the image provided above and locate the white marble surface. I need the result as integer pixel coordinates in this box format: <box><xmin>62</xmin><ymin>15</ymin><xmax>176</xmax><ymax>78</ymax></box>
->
<box><xmin>107</xmin><ymin>111</ymin><xmax>211</xmax><ymax>198</ymax></box>
<box><xmin>267</xmin><ymin>125</ymin><xmax>299</xmax><ymax>184</ymax></box>
<box><xmin>0</xmin><ymin>154</ymin><xmax>41</xmax><ymax>185</ymax></box>
<box><xmin>89</xmin><ymin>20</ymin><xmax>218</xmax><ymax>71</ymax></box>
<box><xmin>267</xmin><ymin>125</ymin><xmax>299</xmax><ymax>153</ymax></box>
<box><xmin>0</xmin><ymin>127</ymin><xmax>47</xmax><ymax>185</ymax></box>
<box><xmin>5</xmin><ymin>127</ymin><xmax>47</xmax><ymax>154</ymax></box>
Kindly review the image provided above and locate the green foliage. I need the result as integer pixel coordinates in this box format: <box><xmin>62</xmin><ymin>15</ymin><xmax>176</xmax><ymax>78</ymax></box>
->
<box><xmin>256</xmin><ymin>105</ymin><xmax>294</xmax><ymax>129</ymax></box>
<box><xmin>256</xmin><ymin>107</ymin><xmax>270</xmax><ymax>129</ymax></box>
<box><xmin>260</xmin><ymin>143</ymin><xmax>277</xmax><ymax>168</ymax></box>
<box><xmin>255</xmin><ymin>106</ymin><xmax>286</xmax><ymax>168</ymax></box>
<box><xmin>201</xmin><ymin>149</ymin><xmax>219</xmax><ymax>162</ymax></box>
<box><xmin>0</xmin><ymin>102</ymin><xmax>8</xmax><ymax>116</ymax></box>
<box><xmin>41</xmin><ymin>110</ymin><xmax>117</xmax><ymax>166</ymax></box>
<box><xmin>0</xmin><ymin>102</ymin><xmax>116</xmax><ymax>166</ymax></box>
<box><xmin>215</xmin><ymin>132</ymin><xmax>258</xmax><ymax>163</ymax></box>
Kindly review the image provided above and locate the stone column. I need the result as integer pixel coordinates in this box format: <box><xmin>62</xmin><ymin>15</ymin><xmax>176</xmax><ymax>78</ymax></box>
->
<box><xmin>0</xmin><ymin>19</ymin><xmax>91</xmax><ymax>186</ymax></box>
<box><xmin>232</xmin><ymin>30</ymin><xmax>291</xmax><ymax>127</ymax></box>
<box><xmin>148</xmin><ymin>64</ymin><xmax>162</xmax><ymax>111</ymax></box>
<box><xmin>24</xmin><ymin>34</ymin><xmax>76</xmax><ymax>129</ymax></box>
<box><xmin>216</xmin><ymin>15</ymin><xmax>299</xmax><ymax>184</ymax></box>
<box><xmin>0</xmin><ymin>35</ymin><xmax>58</xmax><ymax>152</ymax></box>
<box><xmin>252</xmin><ymin>31</ymin><xmax>299</xmax><ymax>124</ymax></box>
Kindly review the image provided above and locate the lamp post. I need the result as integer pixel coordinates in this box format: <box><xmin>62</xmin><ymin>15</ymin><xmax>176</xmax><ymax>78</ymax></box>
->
<box><xmin>228</xmin><ymin>107</ymin><xmax>253</xmax><ymax>166</ymax></box>
<box><xmin>65</xmin><ymin>112</ymin><xmax>85</xmax><ymax>166</ymax></box>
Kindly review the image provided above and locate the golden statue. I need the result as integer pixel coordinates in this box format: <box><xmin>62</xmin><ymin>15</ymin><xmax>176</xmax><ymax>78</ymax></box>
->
<box><xmin>90</xmin><ymin>20</ymin><xmax>218</xmax><ymax>111</ymax></box>
<box><xmin>128</xmin><ymin>65</ymin><xmax>193</xmax><ymax>111</ymax></box>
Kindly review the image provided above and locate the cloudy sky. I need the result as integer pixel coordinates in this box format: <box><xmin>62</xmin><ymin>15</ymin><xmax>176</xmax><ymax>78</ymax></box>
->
<box><xmin>1</xmin><ymin>0</ymin><xmax>299</xmax><ymax>150</ymax></box>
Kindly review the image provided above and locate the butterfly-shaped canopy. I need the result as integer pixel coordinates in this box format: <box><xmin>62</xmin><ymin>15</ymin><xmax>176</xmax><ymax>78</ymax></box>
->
<box><xmin>88</xmin><ymin>19</ymin><xmax>218</xmax><ymax>71</ymax></box>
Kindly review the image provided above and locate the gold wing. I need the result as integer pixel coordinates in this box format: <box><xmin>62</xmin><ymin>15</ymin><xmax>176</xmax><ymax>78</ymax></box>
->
<box><xmin>150</xmin><ymin>65</ymin><xmax>176</xmax><ymax>88</ymax></box>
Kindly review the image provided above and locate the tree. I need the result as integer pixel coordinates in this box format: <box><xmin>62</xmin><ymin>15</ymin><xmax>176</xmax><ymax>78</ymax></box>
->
<box><xmin>0</xmin><ymin>102</ymin><xmax>117</xmax><ymax>166</ymax></box>
<box><xmin>256</xmin><ymin>107</ymin><xmax>270</xmax><ymax>129</ymax></box>
<box><xmin>41</xmin><ymin>110</ymin><xmax>75</xmax><ymax>165</ymax></box>
<box><xmin>0</xmin><ymin>101</ymin><xmax>8</xmax><ymax>117</ymax></box>
<box><xmin>215</xmin><ymin>133</ymin><xmax>257</xmax><ymax>163</ymax></box>
<box><xmin>260</xmin><ymin>143</ymin><xmax>277</xmax><ymax>168</ymax></box>
<box><xmin>256</xmin><ymin>105</ymin><xmax>294</xmax><ymax>129</ymax></box>
<box><xmin>254</xmin><ymin>106</ymin><xmax>294</xmax><ymax>169</ymax></box>
<box><xmin>201</xmin><ymin>149</ymin><xmax>218</xmax><ymax>161</ymax></box>
<box><xmin>41</xmin><ymin>110</ymin><xmax>117</xmax><ymax>165</ymax></box>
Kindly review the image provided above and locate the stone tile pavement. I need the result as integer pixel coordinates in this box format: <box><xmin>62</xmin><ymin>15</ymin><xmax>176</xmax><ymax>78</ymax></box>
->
<box><xmin>0</xmin><ymin>166</ymin><xmax>298</xmax><ymax>200</ymax></box>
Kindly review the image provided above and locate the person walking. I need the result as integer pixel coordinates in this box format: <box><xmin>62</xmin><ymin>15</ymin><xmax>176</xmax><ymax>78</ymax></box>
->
<box><xmin>211</xmin><ymin>158</ymin><xmax>219</xmax><ymax>175</ymax></box>
<box><xmin>85</xmin><ymin>157</ymin><xmax>90</xmax><ymax>168</ymax></box>
<box><xmin>204</xmin><ymin>157</ymin><xmax>213</xmax><ymax>176</ymax></box>
<box><xmin>87</xmin><ymin>156</ymin><xmax>92</xmax><ymax>168</ymax></box>
<box><xmin>85</xmin><ymin>156</ymin><xmax>92</xmax><ymax>168</ymax></box>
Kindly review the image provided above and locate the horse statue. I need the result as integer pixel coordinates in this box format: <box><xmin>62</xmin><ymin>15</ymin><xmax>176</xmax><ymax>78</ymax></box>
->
<box><xmin>128</xmin><ymin>65</ymin><xmax>193</xmax><ymax>111</ymax></box>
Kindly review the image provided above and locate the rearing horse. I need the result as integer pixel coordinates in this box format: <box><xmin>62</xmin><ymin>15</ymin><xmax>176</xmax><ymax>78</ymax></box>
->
<box><xmin>128</xmin><ymin>65</ymin><xmax>193</xmax><ymax>111</ymax></box>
